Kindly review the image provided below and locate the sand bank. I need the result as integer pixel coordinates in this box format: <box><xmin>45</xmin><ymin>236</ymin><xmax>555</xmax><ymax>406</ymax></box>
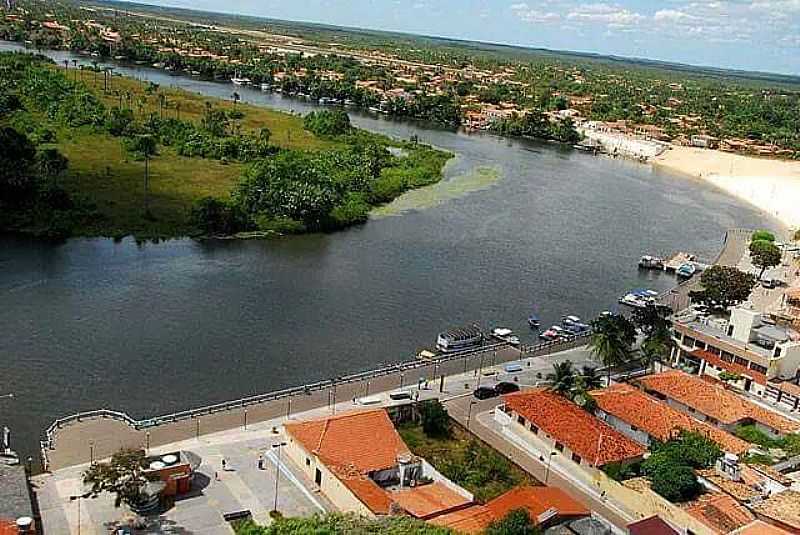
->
<box><xmin>653</xmin><ymin>146</ymin><xmax>800</xmax><ymax>231</ymax></box>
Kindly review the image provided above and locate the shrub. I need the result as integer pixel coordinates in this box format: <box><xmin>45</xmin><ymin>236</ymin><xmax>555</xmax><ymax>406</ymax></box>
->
<box><xmin>752</xmin><ymin>230</ymin><xmax>776</xmax><ymax>242</ymax></box>
<box><xmin>419</xmin><ymin>400</ymin><xmax>450</xmax><ymax>438</ymax></box>
<box><xmin>649</xmin><ymin>463</ymin><xmax>700</xmax><ymax>503</ymax></box>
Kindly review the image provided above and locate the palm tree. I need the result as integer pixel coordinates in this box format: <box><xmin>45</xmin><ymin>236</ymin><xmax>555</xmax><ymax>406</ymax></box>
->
<box><xmin>640</xmin><ymin>325</ymin><xmax>671</xmax><ymax>373</ymax></box>
<box><xmin>579</xmin><ymin>365</ymin><xmax>603</xmax><ymax>390</ymax></box>
<box><xmin>547</xmin><ymin>360</ymin><xmax>576</xmax><ymax>397</ymax></box>
<box><xmin>589</xmin><ymin>314</ymin><xmax>635</xmax><ymax>387</ymax></box>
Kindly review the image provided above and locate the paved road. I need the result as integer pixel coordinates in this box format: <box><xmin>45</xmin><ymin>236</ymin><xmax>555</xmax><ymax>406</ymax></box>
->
<box><xmin>444</xmin><ymin>395</ymin><xmax>633</xmax><ymax>531</ymax></box>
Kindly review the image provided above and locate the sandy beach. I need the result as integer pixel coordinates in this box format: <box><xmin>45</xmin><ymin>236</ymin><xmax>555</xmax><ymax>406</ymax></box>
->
<box><xmin>653</xmin><ymin>146</ymin><xmax>800</xmax><ymax>231</ymax></box>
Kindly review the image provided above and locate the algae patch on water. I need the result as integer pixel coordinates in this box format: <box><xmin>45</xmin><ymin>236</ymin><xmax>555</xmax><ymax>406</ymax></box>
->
<box><xmin>371</xmin><ymin>166</ymin><xmax>501</xmax><ymax>217</ymax></box>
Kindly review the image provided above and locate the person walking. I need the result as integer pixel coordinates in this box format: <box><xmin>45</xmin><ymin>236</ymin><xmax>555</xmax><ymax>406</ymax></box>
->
<box><xmin>221</xmin><ymin>457</ymin><xmax>227</xmax><ymax>471</ymax></box>
<box><xmin>257</xmin><ymin>454</ymin><xmax>264</xmax><ymax>471</ymax></box>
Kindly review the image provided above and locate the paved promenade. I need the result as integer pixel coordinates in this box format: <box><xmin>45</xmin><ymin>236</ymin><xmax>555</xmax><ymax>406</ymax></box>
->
<box><xmin>35</xmin><ymin>345</ymin><xmax>596</xmax><ymax>535</ymax></box>
<box><xmin>42</xmin><ymin>336</ymin><xmax>594</xmax><ymax>471</ymax></box>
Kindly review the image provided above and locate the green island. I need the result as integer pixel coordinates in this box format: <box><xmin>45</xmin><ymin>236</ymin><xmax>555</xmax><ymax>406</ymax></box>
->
<box><xmin>0</xmin><ymin>52</ymin><xmax>451</xmax><ymax>239</ymax></box>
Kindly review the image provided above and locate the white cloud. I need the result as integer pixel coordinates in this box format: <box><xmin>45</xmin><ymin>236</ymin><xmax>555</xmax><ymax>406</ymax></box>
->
<box><xmin>510</xmin><ymin>2</ymin><xmax>561</xmax><ymax>23</ymax></box>
<box><xmin>566</xmin><ymin>3</ymin><xmax>645</xmax><ymax>27</ymax></box>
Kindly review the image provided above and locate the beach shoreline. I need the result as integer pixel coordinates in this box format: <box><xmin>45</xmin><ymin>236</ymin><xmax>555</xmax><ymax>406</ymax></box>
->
<box><xmin>653</xmin><ymin>145</ymin><xmax>800</xmax><ymax>232</ymax></box>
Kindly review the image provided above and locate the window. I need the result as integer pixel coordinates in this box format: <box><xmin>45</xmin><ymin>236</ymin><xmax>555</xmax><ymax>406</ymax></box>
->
<box><xmin>708</xmin><ymin>346</ymin><xmax>721</xmax><ymax>356</ymax></box>
<box><xmin>750</xmin><ymin>363</ymin><xmax>767</xmax><ymax>374</ymax></box>
<box><xmin>684</xmin><ymin>336</ymin><xmax>697</xmax><ymax>348</ymax></box>
<box><xmin>306</xmin><ymin>457</ymin><xmax>311</xmax><ymax>466</ymax></box>
<box><xmin>530</xmin><ymin>424</ymin><xmax>539</xmax><ymax>434</ymax></box>
<box><xmin>517</xmin><ymin>415</ymin><xmax>525</xmax><ymax>425</ymax></box>
<box><xmin>571</xmin><ymin>453</ymin><xmax>581</xmax><ymax>464</ymax></box>
<box><xmin>721</xmin><ymin>351</ymin><xmax>734</xmax><ymax>363</ymax></box>
<box><xmin>734</xmin><ymin>356</ymin><xmax>749</xmax><ymax>367</ymax></box>
<box><xmin>630</xmin><ymin>425</ymin><xmax>638</xmax><ymax>432</ymax></box>
<box><xmin>555</xmin><ymin>442</ymin><xmax>564</xmax><ymax>452</ymax></box>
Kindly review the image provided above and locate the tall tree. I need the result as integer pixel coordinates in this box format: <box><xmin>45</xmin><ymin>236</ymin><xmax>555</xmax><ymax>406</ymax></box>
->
<box><xmin>749</xmin><ymin>240</ymin><xmax>782</xmax><ymax>279</ymax></box>
<box><xmin>689</xmin><ymin>265</ymin><xmax>757</xmax><ymax>310</ymax></box>
<box><xmin>83</xmin><ymin>449</ymin><xmax>150</xmax><ymax>508</ymax></box>
<box><xmin>124</xmin><ymin>134</ymin><xmax>158</xmax><ymax>215</ymax></box>
<box><xmin>589</xmin><ymin>314</ymin><xmax>636</xmax><ymax>386</ymax></box>
<box><xmin>547</xmin><ymin>360</ymin><xmax>576</xmax><ymax>397</ymax></box>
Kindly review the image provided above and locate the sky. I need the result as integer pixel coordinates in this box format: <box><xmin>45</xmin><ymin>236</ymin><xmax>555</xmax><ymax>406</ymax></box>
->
<box><xmin>128</xmin><ymin>0</ymin><xmax>800</xmax><ymax>75</ymax></box>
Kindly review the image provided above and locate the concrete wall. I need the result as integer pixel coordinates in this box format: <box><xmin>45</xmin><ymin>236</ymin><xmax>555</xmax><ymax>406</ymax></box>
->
<box><xmin>284</xmin><ymin>433</ymin><xmax>374</xmax><ymax>517</ymax></box>
<box><xmin>594</xmin><ymin>410</ymin><xmax>652</xmax><ymax>447</ymax></box>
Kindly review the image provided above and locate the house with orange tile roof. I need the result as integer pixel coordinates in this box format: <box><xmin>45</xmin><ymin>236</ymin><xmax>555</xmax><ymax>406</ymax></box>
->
<box><xmin>431</xmin><ymin>486</ymin><xmax>589</xmax><ymax>534</ymax></box>
<box><xmin>684</xmin><ymin>493</ymin><xmax>756</xmax><ymax>534</ymax></box>
<box><xmin>751</xmin><ymin>489</ymin><xmax>800</xmax><ymax>533</ymax></box>
<box><xmin>591</xmin><ymin>383</ymin><xmax>751</xmax><ymax>455</ymax></box>
<box><xmin>637</xmin><ymin>370</ymin><xmax>800</xmax><ymax>438</ymax></box>
<box><xmin>627</xmin><ymin>515</ymin><xmax>681</xmax><ymax>535</ymax></box>
<box><xmin>496</xmin><ymin>389</ymin><xmax>645</xmax><ymax>473</ymax></box>
<box><xmin>284</xmin><ymin>409</ymin><xmax>475</xmax><ymax>519</ymax></box>
<box><xmin>730</xmin><ymin>519</ymin><xmax>793</xmax><ymax>534</ymax></box>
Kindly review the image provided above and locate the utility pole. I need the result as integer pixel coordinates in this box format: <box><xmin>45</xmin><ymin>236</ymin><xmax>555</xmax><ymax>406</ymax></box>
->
<box><xmin>271</xmin><ymin>441</ymin><xmax>287</xmax><ymax>514</ymax></box>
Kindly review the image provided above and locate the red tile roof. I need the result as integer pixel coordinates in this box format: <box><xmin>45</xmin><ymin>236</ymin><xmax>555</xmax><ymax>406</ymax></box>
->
<box><xmin>340</xmin><ymin>475</ymin><xmax>393</xmax><ymax>515</ymax></box>
<box><xmin>392</xmin><ymin>482</ymin><xmax>472</xmax><ymax>519</ymax></box>
<box><xmin>731</xmin><ymin>520</ymin><xmax>793</xmax><ymax>534</ymax></box>
<box><xmin>0</xmin><ymin>521</ymin><xmax>17</xmax><ymax>535</ymax></box>
<box><xmin>485</xmin><ymin>486</ymin><xmax>589</xmax><ymax>524</ymax></box>
<box><xmin>637</xmin><ymin>370</ymin><xmax>800</xmax><ymax>434</ymax></box>
<box><xmin>285</xmin><ymin>409</ymin><xmax>410</xmax><ymax>474</ymax></box>
<box><xmin>430</xmin><ymin>505</ymin><xmax>495</xmax><ymax>533</ymax></box>
<box><xmin>627</xmin><ymin>516</ymin><xmax>680</xmax><ymax>535</ymax></box>
<box><xmin>503</xmin><ymin>389</ymin><xmax>645</xmax><ymax>467</ymax></box>
<box><xmin>684</xmin><ymin>493</ymin><xmax>755</xmax><ymax>534</ymax></box>
<box><xmin>591</xmin><ymin>383</ymin><xmax>750</xmax><ymax>454</ymax></box>
<box><xmin>691</xmin><ymin>349</ymin><xmax>767</xmax><ymax>386</ymax></box>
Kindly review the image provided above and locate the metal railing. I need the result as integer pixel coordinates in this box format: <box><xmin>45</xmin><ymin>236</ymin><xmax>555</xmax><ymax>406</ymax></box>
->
<box><xmin>40</xmin><ymin>335</ymin><xmax>594</xmax><ymax>462</ymax></box>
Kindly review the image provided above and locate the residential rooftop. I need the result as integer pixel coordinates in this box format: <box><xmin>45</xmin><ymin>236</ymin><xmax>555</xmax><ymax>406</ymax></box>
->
<box><xmin>284</xmin><ymin>408</ymin><xmax>473</xmax><ymax>518</ymax></box>
<box><xmin>0</xmin><ymin>465</ymin><xmax>32</xmax><ymax>523</ymax></box>
<box><xmin>636</xmin><ymin>370</ymin><xmax>800</xmax><ymax>434</ymax></box>
<box><xmin>751</xmin><ymin>489</ymin><xmax>800</xmax><ymax>532</ymax></box>
<box><xmin>730</xmin><ymin>519</ymin><xmax>792</xmax><ymax>534</ymax></box>
<box><xmin>627</xmin><ymin>516</ymin><xmax>680</xmax><ymax>535</ymax></box>
<box><xmin>591</xmin><ymin>383</ymin><xmax>751</xmax><ymax>454</ymax></box>
<box><xmin>684</xmin><ymin>493</ymin><xmax>755</xmax><ymax>534</ymax></box>
<box><xmin>502</xmin><ymin>389</ymin><xmax>646</xmax><ymax>467</ymax></box>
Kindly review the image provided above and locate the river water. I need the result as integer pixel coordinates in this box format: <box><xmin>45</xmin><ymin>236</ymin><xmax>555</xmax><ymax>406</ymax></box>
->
<box><xmin>0</xmin><ymin>42</ymin><xmax>783</xmax><ymax>459</ymax></box>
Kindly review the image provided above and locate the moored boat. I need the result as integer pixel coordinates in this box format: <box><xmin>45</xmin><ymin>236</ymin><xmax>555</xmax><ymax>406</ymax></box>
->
<box><xmin>437</xmin><ymin>324</ymin><xmax>484</xmax><ymax>352</ymax></box>
<box><xmin>619</xmin><ymin>289</ymin><xmax>659</xmax><ymax>308</ymax></box>
<box><xmin>639</xmin><ymin>255</ymin><xmax>664</xmax><ymax>269</ymax></box>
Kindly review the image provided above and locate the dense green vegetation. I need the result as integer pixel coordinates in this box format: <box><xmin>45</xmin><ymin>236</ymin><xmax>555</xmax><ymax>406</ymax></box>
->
<box><xmin>689</xmin><ymin>266</ymin><xmax>758</xmax><ymax>311</ymax></box>
<box><xmin>733</xmin><ymin>424</ymin><xmax>800</xmax><ymax>463</ymax></box>
<box><xmin>398</xmin><ymin>417</ymin><xmax>533</xmax><ymax>503</ymax></box>
<box><xmin>642</xmin><ymin>431</ymin><xmax>722</xmax><ymax>503</ymax></box>
<box><xmin>490</xmin><ymin>112</ymin><xmax>580</xmax><ymax>144</ymax></box>
<box><xmin>234</xmin><ymin>514</ymin><xmax>454</xmax><ymax>535</ymax></box>
<box><xmin>0</xmin><ymin>52</ymin><xmax>451</xmax><ymax>239</ymax></box>
<box><xmin>4</xmin><ymin>0</ymin><xmax>799</xmax><ymax>152</ymax></box>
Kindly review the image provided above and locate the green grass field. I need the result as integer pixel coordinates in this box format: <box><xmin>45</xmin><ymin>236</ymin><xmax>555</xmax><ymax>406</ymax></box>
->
<box><xmin>54</xmin><ymin>69</ymin><xmax>337</xmax><ymax>238</ymax></box>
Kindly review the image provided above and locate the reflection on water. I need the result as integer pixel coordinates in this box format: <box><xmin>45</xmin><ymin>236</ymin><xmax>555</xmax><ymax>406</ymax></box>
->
<box><xmin>0</xmin><ymin>42</ymin><xmax>785</xmax><ymax>460</ymax></box>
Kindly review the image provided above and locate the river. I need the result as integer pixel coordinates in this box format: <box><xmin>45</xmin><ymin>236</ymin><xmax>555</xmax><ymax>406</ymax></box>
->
<box><xmin>0</xmin><ymin>42</ymin><xmax>783</xmax><ymax>460</ymax></box>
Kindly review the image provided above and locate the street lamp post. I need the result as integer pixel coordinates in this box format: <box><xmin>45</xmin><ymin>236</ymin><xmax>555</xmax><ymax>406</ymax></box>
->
<box><xmin>272</xmin><ymin>441</ymin><xmax>287</xmax><ymax>514</ymax></box>
<box><xmin>544</xmin><ymin>451</ymin><xmax>557</xmax><ymax>484</ymax></box>
<box><xmin>69</xmin><ymin>492</ymin><xmax>91</xmax><ymax>535</ymax></box>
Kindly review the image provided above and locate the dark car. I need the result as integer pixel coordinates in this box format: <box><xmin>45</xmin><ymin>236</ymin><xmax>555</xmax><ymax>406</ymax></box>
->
<box><xmin>494</xmin><ymin>382</ymin><xmax>520</xmax><ymax>395</ymax></box>
<box><xmin>473</xmin><ymin>386</ymin><xmax>498</xmax><ymax>400</ymax></box>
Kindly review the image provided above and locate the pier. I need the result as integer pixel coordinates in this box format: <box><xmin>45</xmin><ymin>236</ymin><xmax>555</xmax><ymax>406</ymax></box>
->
<box><xmin>40</xmin><ymin>334</ymin><xmax>589</xmax><ymax>471</ymax></box>
<box><xmin>657</xmin><ymin>228</ymin><xmax>753</xmax><ymax>312</ymax></box>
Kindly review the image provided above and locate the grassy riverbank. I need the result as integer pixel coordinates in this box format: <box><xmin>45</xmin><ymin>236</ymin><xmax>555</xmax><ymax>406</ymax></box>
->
<box><xmin>1</xmin><ymin>54</ymin><xmax>451</xmax><ymax>239</ymax></box>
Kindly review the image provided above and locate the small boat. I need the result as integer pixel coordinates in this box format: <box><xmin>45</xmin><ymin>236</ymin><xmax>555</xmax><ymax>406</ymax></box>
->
<box><xmin>619</xmin><ymin>289</ymin><xmax>659</xmax><ymax>308</ymax></box>
<box><xmin>539</xmin><ymin>328</ymin><xmax>559</xmax><ymax>341</ymax></box>
<box><xmin>676</xmin><ymin>263</ymin><xmax>697</xmax><ymax>279</ymax></box>
<box><xmin>230</xmin><ymin>76</ymin><xmax>251</xmax><ymax>86</ymax></box>
<box><xmin>437</xmin><ymin>324</ymin><xmax>483</xmax><ymax>353</ymax></box>
<box><xmin>639</xmin><ymin>255</ymin><xmax>664</xmax><ymax>269</ymax></box>
<box><xmin>562</xmin><ymin>315</ymin><xmax>590</xmax><ymax>333</ymax></box>
<box><xmin>527</xmin><ymin>314</ymin><xmax>541</xmax><ymax>328</ymax></box>
<box><xmin>260</xmin><ymin>83</ymin><xmax>272</xmax><ymax>91</ymax></box>
<box><xmin>491</xmin><ymin>328</ymin><xmax>520</xmax><ymax>346</ymax></box>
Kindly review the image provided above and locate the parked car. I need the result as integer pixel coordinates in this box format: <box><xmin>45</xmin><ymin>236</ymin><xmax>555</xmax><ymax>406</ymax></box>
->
<box><xmin>494</xmin><ymin>382</ymin><xmax>520</xmax><ymax>395</ymax></box>
<box><xmin>473</xmin><ymin>386</ymin><xmax>498</xmax><ymax>400</ymax></box>
<box><xmin>389</xmin><ymin>390</ymin><xmax>413</xmax><ymax>401</ymax></box>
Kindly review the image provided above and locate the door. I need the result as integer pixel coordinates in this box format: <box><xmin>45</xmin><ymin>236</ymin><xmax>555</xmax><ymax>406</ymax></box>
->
<box><xmin>315</xmin><ymin>468</ymin><xmax>322</xmax><ymax>486</ymax></box>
